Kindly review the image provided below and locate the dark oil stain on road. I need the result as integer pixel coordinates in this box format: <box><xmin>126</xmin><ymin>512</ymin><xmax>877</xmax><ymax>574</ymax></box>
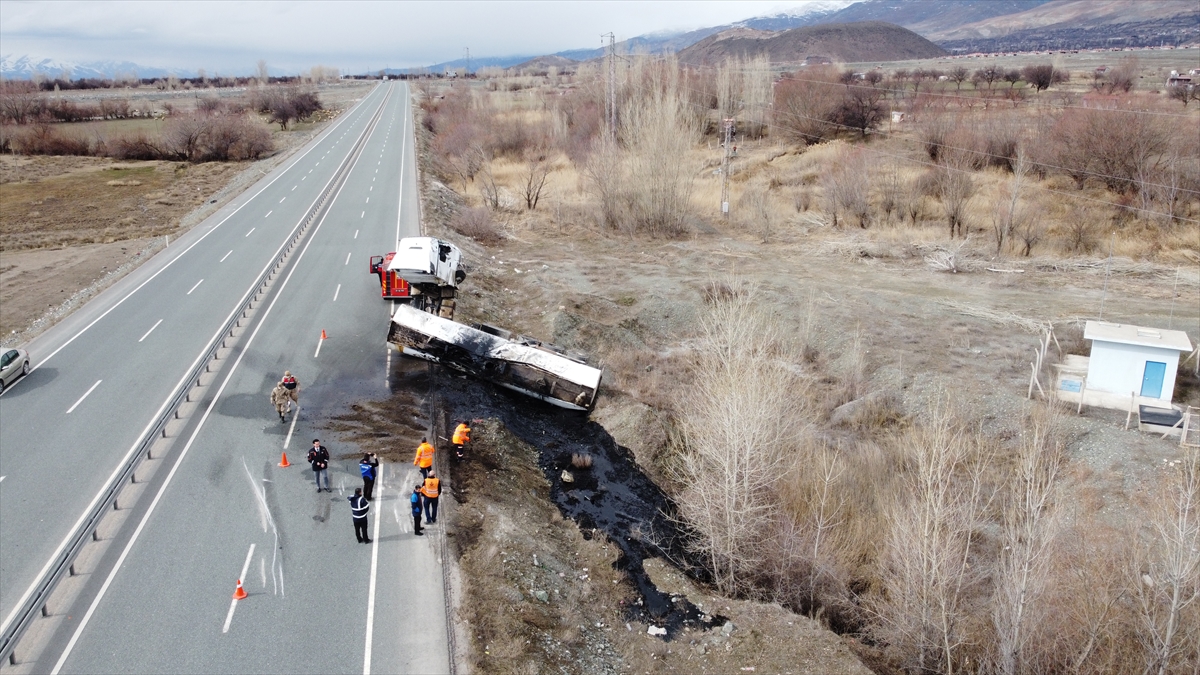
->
<box><xmin>433</xmin><ymin>370</ymin><xmax>726</xmax><ymax>638</ymax></box>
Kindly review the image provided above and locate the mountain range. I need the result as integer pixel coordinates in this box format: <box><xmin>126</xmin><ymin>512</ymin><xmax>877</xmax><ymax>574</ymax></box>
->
<box><xmin>4</xmin><ymin>0</ymin><xmax>1197</xmax><ymax>80</ymax></box>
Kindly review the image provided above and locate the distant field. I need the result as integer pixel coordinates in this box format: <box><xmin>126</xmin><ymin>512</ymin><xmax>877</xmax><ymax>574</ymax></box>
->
<box><xmin>847</xmin><ymin>46</ymin><xmax>1200</xmax><ymax>92</ymax></box>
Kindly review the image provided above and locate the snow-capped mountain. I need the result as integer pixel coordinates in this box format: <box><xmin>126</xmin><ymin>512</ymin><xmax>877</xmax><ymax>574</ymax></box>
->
<box><xmin>1</xmin><ymin>54</ymin><xmax>196</xmax><ymax>80</ymax></box>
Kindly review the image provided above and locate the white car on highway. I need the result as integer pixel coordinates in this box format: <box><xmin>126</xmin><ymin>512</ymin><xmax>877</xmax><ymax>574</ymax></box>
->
<box><xmin>0</xmin><ymin>347</ymin><xmax>31</xmax><ymax>393</ymax></box>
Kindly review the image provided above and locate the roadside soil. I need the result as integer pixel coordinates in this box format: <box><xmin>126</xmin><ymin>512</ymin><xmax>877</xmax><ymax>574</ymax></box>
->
<box><xmin>408</xmin><ymin>151</ymin><xmax>1199</xmax><ymax>672</ymax></box>
<box><xmin>0</xmin><ymin>81</ymin><xmax>374</xmax><ymax>345</ymax></box>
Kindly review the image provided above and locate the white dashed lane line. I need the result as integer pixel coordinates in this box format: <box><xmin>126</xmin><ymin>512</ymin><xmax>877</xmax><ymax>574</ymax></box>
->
<box><xmin>220</xmin><ymin>250</ymin><xmax>233</xmax><ymax>262</ymax></box>
<box><xmin>344</xmin><ymin>252</ymin><xmax>351</xmax><ymax>266</ymax></box>
<box><xmin>66</xmin><ymin>380</ymin><xmax>102</xmax><ymax>414</ymax></box>
<box><xmin>361</xmin><ymin>211</ymin><xmax>365</xmax><ymax>218</ymax></box>
<box><xmin>245</xmin><ymin>228</ymin><xmax>256</xmax><ymax>237</ymax></box>
<box><xmin>354</xmin><ymin>230</ymin><xmax>359</xmax><ymax>239</ymax></box>
<box><xmin>280</xmin><ymin>197</ymin><xmax>285</xmax><ymax>203</ymax></box>
<box><xmin>138</xmin><ymin>319</ymin><xmax>163</xmax><ymax>343</ymax></box>
<box><xmin>187</xmin><ymin>279</ymin><xmax>204</xmax><ymax>295</ymax></box>
<box><xmin>333</xmin><ymin>284</ymin><xmax>341</xmax><ymax>302</ymax></box>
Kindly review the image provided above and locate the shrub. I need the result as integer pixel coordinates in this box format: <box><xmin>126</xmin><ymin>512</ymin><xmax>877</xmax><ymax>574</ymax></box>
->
<box><xmin>449</xmin><ymin>206</ymin><xmax>504</xmax><ymax>245</ymax></box>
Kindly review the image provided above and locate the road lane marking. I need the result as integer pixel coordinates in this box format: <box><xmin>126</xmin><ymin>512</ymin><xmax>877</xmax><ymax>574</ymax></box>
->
<box><xmin>369</xmin><ymin>186</ymin><xmax>373</xmax><ymax>191</ymax></box>
<box><xmin>264</xmin><ymin>210</ymin><xmax>272</xmax><ymax>218</ymax></box>
<box><xmin>138</xmin><ymin>319</ymin><xmax>163</xmax><ymax>343</ymax></box>
<box><xmin>280</xmin><ymin>197</ymin><xmax>286</xmax><ymax>203</ymax></box>
<box><xmin>292</xmin><ymin>185</ymin><xmax>297</xmax><ymax>191</ymax></box>
<box><xmin>66</xmin><ymin>380</ymin><xmax>102</xmax><ymax>414</ymax></box>
<box><xmin>333</xmin><ymin>284</ymin><xmax>341</xmax><ymax>302</ymax></box>
<box><xmin>302</xmin><ymin>176</ymin><xmax>306</xmax><ymax>180</ymax></box>
<box><xmin>309</xmin><ymin>169</ymin><xmax>312</xmax><ymax>173</ymax></box>
<box><xmin>4</xmin><ymin>86</ymin><xmax>383</xmax><ymax>642</ymax></box>
<box><xmin>284</xmin><ymin>405</ymin><xmax>300</xmax><ymax>450</ymax></box>
<box><xmin>222</xmin><ymin>543</ymin><xmax>256</xmax><ymax>633</ymax></box>
<box><xmin>363</xmin><ymin>481</ymin><xmax>383</xmax><ymax>675</ymax></box>
<box><xmin>361</xmin><ymin>211</ymin><xmax>364</xmax><ymax>218</ymax></box>
<box><xmin>187</xmin><ymin>279</ymin><xmax>204</xmax><ymax>295</ymax></box>
<box><xmin>314</xmin><ymin>333</ymin><xmax>324</xmax><ymax>358</ymax></box>
<box><xmin>354</xmin><ymin>230</ymin><xmax>359</xmax><ymax>239</ymax></box>
<box><xmin>345</xmin><ymin>252</ymin><xmax>352</xmax><ymax>265</ymax></box>
<box><xmin>365</xmin><ymin>197</ymin><xmax>369</xmax><ymax>204</ymax></box>
<box><xmin>48</xmin><ymin>105</ymin><xmax>389</xmax><ymax>666</ymax></box>
<box><xmin>220</xmin><ymin>250</ymin><xmax>233</xmax><ymax>262</ymax></box>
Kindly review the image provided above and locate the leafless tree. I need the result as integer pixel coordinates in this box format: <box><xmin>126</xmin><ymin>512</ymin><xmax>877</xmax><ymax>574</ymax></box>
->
<box><xmin>675</xmin><ymin>284</ymin><xmax>808</xmax><ymax>594</ymax></box>
<box><xmin>822</xmin><ymin>146</ymin><xmax>871</xmax><ymax>228</ymax></box>
<box><xmin>992</xmin><ymin>407</ymin><xmax>1065</xmax><ymax>675</ymax></box>
<box><xmin>939</xmin><ymin>150</ymin><xmax>976</xmax><ymax>238</ymax></box>
<box><xmin>256</xmin><ymin>59</ymin><xmax>270</xmax><ymax>86</ymax></box>
<box><xmin>773</xmin><ymin>67</ymin><xmax>841</xmax><ymax>145</ymax></box>
<box><xmin>520</xmin><ymin>153</ymin><xmax>551</xmax><ymax>210</ymax></box>
<box><xmin>1166</xmin><ymin>84</ymin><xmax>1200</xmax><ymax>108</ymax></box>
<box><xmin>741</xmin><ymin>55</ymin><xmax>772</xmax><ymax>139</ymax></box>
<box><xmin>1134</xmin><ymin>447</ymin><xmax>1200</xmax><ymax>675</ymax></box>
<box><xmin>949</xmin><ymin>66</ymin><xmax>969</xmax><ymax>90</ymax></box>
<box><xmin>873</xmin><ymin>403</ymin><xmax>988</xmax><ymax>675</ymax></box>
<box><xmin>973</xmin><ymin>65</ymin><xmax>1002</xmax><ymax>91</ymax></box>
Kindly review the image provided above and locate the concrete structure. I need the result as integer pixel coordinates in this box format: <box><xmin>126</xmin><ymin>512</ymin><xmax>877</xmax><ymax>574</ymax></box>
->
<box><xmin>1054</xmin><ymin>321</ymin><xmax>1193</xmax><ymax>411</ymax></box>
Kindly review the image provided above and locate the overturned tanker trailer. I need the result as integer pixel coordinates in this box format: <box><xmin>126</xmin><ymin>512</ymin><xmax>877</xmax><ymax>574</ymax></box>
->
<box><xmin>388</xmin><ymin>304</ymin><xmax>602</xmax><ymax>412</ymax></box>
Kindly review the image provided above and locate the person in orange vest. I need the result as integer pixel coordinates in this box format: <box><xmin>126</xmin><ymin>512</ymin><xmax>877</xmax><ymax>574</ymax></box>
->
<box><xmin>421</xmin><ymin>471</ymin><xmax>441</xmax><ymax>524</ymax></box>
<box><xmin>413</xmin><ymin>437</ymin><xmax>435</xmax><ymax>478</ymax></box>
<box><xmin>451</xmin><ymin>420</ymin><xmax>471</xmax><ymax>460</ymax></box>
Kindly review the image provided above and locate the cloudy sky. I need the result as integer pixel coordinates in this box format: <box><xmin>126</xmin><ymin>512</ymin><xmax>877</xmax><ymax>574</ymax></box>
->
<box><xmin>0</xmin><ymin>0</ymin><xmax>843</xmax><ymax>73</ymax></box>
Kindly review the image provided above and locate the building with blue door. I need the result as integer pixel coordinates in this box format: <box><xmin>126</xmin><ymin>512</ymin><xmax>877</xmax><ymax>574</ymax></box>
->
<box><xmin>1054</xmin><ymin>321</ymin><xmax>1194</xmax><ymax>411</ymax></box>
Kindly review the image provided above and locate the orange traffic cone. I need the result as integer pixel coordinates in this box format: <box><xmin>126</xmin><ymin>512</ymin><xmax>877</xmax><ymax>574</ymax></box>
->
<box><xmin>233</xmin><ymin>579</ymin><xmax>247</xmax><ymax>600</ymax></box>
<box><xmin>279</xmin><ymin>452</ymin><xmax>291</xmax><ymax>468</ymax></box>
<box><xmin>320</xmin><ymin>329</ymin><xmax>327</xmax><ymax>340</ymax></box>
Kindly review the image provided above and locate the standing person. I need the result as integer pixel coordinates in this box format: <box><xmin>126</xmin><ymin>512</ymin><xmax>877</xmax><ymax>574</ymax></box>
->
<box><xmin>410</xmin><ymin>484</ymin><xmax>425</xmax><ymax>536</ymax></box>
<box><xmin>348</xmin><ymin>488</ymin><xmax>371</xmax><ymax>543</ymax></box>
<box><xmin>421</xmin><ymin>471</ymin><xmax>441</xmax><ymax>524</ymax></box>
<box><xmin>451</xmin><ymin>421</ymin><xmax>471</xmax><ymax>461</ymax></box>
<box><xmin>413</xmin><ymin>437</ymin><xmax>435</xmax><ymax>479</ymax></box>
<box><xmin>270</xmin><ymin>383</ymin><xmax>290</xmax><ymax>423</ymax></box>
<box><xmin>279</xmin><ymin>371</ymin><xmax>299</xmax><ymax>412</ymax></box>
<box><xmin>360</xmin><ymin>452</ymin><xmax>379</xmax><ymax>501</ymax></box>
<box><xmin>308</xmin><ymin>439</ymin><xmax>330</xmax><ymax>492</ymax></box>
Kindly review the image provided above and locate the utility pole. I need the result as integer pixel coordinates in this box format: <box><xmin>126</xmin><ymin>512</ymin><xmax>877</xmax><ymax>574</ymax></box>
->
<box><xmin>602</xmin><ymin>32</ymin><xmax>616</xmax><ymax>140</ymax></box>
<box><xmin>720</xmin><ymin>118</ymin><xmax>734</xmax><ymax>217</ymax></box>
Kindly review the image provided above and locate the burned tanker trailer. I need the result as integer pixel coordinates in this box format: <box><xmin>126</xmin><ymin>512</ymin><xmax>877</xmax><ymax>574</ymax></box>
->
<box><xmin>387</xmin><ymin>304</ymin><xmax>602</xmax><ymax>412</ymax></box>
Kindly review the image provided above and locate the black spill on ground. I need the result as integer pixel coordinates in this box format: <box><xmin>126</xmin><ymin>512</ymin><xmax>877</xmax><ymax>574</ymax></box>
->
<box><xmin>434</xmin><ymin>371</ymin><xmax>725</xmax><ymax>637</ymax></box>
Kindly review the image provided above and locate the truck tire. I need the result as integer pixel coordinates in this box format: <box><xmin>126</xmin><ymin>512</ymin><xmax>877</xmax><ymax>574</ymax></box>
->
<box><xmin>454</xmin><ymin>269</ymin><xmax>466</xmax><ymax>285</ymax></box>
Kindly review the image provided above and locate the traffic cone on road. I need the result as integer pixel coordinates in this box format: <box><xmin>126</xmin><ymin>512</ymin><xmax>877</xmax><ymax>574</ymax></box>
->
<box><xmin>233</xmin><ymin>579</ymin><xmax>247</xmax><ymax>600</ymax></box>
<box><xmin>279</xmin><ymin>452</ymin><xmax>291</xmax><ymax>468</ymax></box>
<box><xmin>320</xmin><ymin>329</ymin><xmax>327</xmax><ymax>340</ymax></box>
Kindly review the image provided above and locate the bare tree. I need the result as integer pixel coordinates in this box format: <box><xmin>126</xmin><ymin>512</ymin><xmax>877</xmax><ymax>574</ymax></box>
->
<box><xmin>873</xmin><ymin>403</ymin><xmax>988</xmax><ymax>675</ymax></box>
<box><xmin>1134</xmin><ymin>447</ymin><xmax>1200</xmax><ymax>675</ymax></box>
<box><xmin>256</xmin><ymin>59</ymin><xmax>270</xmax><ymax>86</ymax></box>
<box><xmin>973</xmin><ymin>65</ymin><xmax>1002</xmax><ymax>91</ymax></box>
<box><xmin>939</xmin><ymin>150</ymin><xmax>976</xmax><ymax>238</ymax></box>
<box><xmin>773</xmin><ymin>67</ymin><xmax>841</xmax><ymax>145</ymax></box>
<box><xmin>822</xmin><ymin>146</ymin><xmax>871</xmax><ymax>228</ymax></box>
<box><xmin>520</xmin><ymin>153</ymin><xmax>551</xmax><ymax>210</ymax></box>
<box><xmin>675</xmin><ymin>284</ymin><xmax>808</xmax><ymax>594</ymax></box>
<box><xmin>742</xmin><ymin>55</ymin><xmax>772</xmax><ymax>139</ymax></box>
<box><xmin>992</xmin><ymin>406</ymin><xmax>1065</xmax><ymax>675</ymax></box>
<box><xmin>949</xmin><ymin>66</ymin><xmax>970</xmax><ymax>91</ymax></box>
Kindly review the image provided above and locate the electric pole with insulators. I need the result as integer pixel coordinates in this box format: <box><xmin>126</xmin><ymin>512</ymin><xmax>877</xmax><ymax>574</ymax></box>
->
<box><xmin>720</xmin><ymin>118</ymin><xmax>734</xmax><ymax>217</ymax></box>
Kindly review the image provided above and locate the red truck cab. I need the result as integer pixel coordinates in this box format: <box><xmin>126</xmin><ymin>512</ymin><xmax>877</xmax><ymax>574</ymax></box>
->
<box><xmin>368</xmin><ymin>253</ymin><xmax>411</xmax><ymax>299</ymax></box>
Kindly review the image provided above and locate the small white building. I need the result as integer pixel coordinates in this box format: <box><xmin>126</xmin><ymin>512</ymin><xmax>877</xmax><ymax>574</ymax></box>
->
<box><xmin>1055</xmin><ymin>321</ymin><xmax>1193</xmax><ymax>411</ymax></box>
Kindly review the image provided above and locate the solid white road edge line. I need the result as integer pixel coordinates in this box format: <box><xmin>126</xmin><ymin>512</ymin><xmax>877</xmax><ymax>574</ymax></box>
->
<box><xmin>23</xmin><ymin>84</ymin><xmax>388</xmax><ymax>656</ymax></box>
<box><xmin>138</xmin><ymin>320</ymin><xmax>164</xmax><ymax>343</ymax></box>
<box><xmin>49</xmin><ymin>140</ymin><xmax>377</xmax><ymax>670</ymax></box>
<box><xmin>222</xmin><ymin>543</ymin><xmax>256</xmax><ymax>634</ymax></box>
<box><xmin>65</xmin><ymin>380</ymin><xmax>102</xmax><ymax>414</ymax></box>
<box><xmin>363</xmin><ymin>482</ymin><xmax>383</xmax><ymax>675</ymax></box>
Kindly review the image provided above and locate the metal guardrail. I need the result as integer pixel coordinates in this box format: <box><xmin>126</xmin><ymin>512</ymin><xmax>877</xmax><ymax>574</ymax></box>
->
<box><xmin>0</xmin><ymin>84</ymin><xmax>391</xmax><ymax>665</ymax></box>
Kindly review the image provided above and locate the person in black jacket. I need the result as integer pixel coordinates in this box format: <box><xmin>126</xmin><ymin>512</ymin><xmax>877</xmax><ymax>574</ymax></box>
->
<box><xmin>308</xmin><ymin>439</ymin><xmax>330</xmax><ymax>492</ymax></box>
<box><xmin>349</xmin><ymin>488</ymin><xmax>371</xmax><ymax>543</ymax></box>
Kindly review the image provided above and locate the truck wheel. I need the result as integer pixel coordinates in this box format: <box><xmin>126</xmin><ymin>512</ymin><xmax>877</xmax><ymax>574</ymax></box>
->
<box><xmin>454</xmin><ymin>269</ymin><xmax>466</xmax><ymax>285</ymax></box>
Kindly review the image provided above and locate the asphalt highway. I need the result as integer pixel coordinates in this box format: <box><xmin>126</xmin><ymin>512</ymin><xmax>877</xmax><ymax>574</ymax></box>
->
<box><xmin>0</xmin><ymin>82</ymin><xmax>448</xmax><ymax>673</ymax></box>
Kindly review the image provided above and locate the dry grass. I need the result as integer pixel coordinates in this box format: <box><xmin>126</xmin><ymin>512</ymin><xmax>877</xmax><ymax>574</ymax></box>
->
<box><xmin>0</xmin><ymin>159</ymin><xmax>246</xmax><ymax>251</ymax></box>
